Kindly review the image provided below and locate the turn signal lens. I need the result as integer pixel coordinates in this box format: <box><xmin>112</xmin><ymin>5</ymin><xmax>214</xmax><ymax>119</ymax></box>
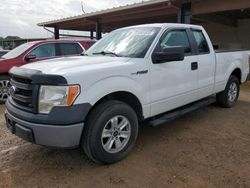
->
<box><xmin>67</xmin><ymin>85</ymin><xmax>80</xmax><ymax>105</ymax></box>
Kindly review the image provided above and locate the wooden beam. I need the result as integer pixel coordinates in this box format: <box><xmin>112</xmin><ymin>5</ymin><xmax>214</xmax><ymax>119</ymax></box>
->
<box><xmin>178</xmin><ymin>3</ymin><xmax>191</xmax><ymax>23</ymax></box>
<box><xmin>54</xmin><ymin>28</ymin><xmax>59</xmax><ymax>39</ymax></box>
<box><xmin>56</xmin><ymin>21</ymin><xmax>95</xmax><ymax>30</ymax></box>
<box><xmin>96</xmin><ymin>21</ymin><xmax>102</xmax><ymax>40</ymax></box>
<box><xmin>90</xmin><ymin>30</ymin><xmax>94</xmax><ymax>39</ymax></box>
<box><xmin>101</xmin><ymin>15</ymin><xmax>177</xmax><ymax>32</ymax></box>
<box><xmin>88</xmin><ymin>1</ymin><xmax>177</xmax><ymax>19</ymax></box>
<box><xmin>96</xmin><ymin>4</ymin><xmax>179</xmax><ymax>20</ymax></box>
<box><xmin>193</xmin><ymin>14</ymin><xmax>238</xmax><ymax>27</ymax></box>
<box><xmin>192</xmin><ymin>0</ymin><xmax>250</xmax><ymax>15</ymax></box>
<box><xmin>99</xmin><ymin>8</ymin><xmax>178</xmax><ymax>24</ymax></box>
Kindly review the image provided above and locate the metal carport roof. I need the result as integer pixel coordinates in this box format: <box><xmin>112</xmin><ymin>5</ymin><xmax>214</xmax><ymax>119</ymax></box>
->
<box><xmin>37</xmin><ymin>0</ymin><xmax>250</xmax><ymax>39</ymax></box>
<box><xmin>38</xmin><ymin>0</ymin><xmax>182</xmax><ymax>33</ymax></box>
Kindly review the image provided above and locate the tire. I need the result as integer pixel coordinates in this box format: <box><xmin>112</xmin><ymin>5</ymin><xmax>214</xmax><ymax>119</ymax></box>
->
<box><xmin>82</xmin><ymin>100</ymin><xmax>139</xmax><ymax>164</ymax></box>
<box><xmin>0</xmin><ymin>75</ymin><xmax>11</xmax><ymax>103</ymax></box>
<box><xmin>216</xmin><ymin>75</ymin><xmax>240</xmax><ymax>108</ymax></box>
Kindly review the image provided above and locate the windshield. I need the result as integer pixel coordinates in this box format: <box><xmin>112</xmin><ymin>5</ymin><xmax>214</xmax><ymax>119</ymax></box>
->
<box><xmin>2</xmin><ymin>42</ymin><xmax>33</xmax><ymax>59</ymax></box>
<box><xmin>85</xmin><ymin>27</ymin><xmax>161</xmax><ymax>58</ymax></box>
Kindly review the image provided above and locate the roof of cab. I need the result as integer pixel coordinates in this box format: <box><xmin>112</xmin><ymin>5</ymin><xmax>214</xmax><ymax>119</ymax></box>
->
<box><xmin>118</xmin><ymin>23</ymin><xmax>204</xmax><ymax>30</ymax></box>
<box><xmin>27</xmin><ymin>39</ymin><xmax>94</xmax><ymax>45</ymax></box>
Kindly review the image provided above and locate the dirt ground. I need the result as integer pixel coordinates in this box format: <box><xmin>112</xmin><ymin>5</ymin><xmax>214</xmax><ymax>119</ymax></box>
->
<box><xmin>0</xmin><ymin>83</ymin><xmax>250</xmax><ymax>188</ymax></box>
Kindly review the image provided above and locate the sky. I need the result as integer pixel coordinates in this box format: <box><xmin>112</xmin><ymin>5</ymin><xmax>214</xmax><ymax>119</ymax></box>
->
<box><xmin>0</xmin><ymin>0</ymin><xmax>145</xmax><ymax>38</ymax></box>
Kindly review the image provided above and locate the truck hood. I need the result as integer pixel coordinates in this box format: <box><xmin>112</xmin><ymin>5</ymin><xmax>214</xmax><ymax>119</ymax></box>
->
<box><xmin>21</xmin><ymin>56</ymin><xmax>131</xmax><ymax>75</ymax></box>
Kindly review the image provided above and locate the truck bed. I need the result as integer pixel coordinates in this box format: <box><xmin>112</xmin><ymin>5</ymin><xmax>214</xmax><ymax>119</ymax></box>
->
<box><xmin>214</xmin><ymin>49</ymin><xmax>250</xmax><ymax>93</ymax></box>
<box><xmin>215</xmin><ymin>49</ymin><xmax>250</xmax><ymax>53</ymax></box>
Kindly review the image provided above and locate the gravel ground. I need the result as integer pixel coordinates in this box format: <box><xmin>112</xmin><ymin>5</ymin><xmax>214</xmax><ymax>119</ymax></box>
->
<box><xmin>0</xmin><ymin>82</ymin><xmax>250</xmax><ymax>188</ymax></box>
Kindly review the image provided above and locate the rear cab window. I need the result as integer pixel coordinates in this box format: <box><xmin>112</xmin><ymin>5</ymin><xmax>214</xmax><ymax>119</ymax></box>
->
<box><xmin>56</xmin><ymin>43</ymin><xmax>83</xmax><ymax>56</ymax></box>
<box><xmin>192</xmin><ymin>30</ymin><xmax>210</xmax><ymax>54</ymax></box>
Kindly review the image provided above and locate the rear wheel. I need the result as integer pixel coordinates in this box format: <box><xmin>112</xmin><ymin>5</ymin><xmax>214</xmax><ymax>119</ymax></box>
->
<box><xmin>0</xmin><ymin>76</ymin><xmax>11</xmax><ymax>103</ymax></box>
<box><xmin>82</xmin><ymin>100</ymin><xmax>138</xmax><ymax>164</ymax></box>
<box><xmin>216</xmin><ymin>75</ymin><xmax>240</xmax><ymax>108</ymax></box>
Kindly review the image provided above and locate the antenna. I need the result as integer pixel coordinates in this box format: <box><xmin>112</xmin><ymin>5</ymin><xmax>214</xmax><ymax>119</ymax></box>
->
<box><xmin>81</xmin><ymin>0</ymin><xmax>86</xmax><ymax>14</ymax></box>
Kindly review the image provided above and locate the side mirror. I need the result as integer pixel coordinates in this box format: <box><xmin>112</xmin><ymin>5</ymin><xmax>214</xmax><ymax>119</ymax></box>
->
<box><xmin>152</xmin><ymin>46</ymin><xmax>184</xmax><ymax>64</ymax></box>
<box><xmin>25</xmin><ymin>53</ymin><xmax>36</xmax><ymax>61</ymax></box>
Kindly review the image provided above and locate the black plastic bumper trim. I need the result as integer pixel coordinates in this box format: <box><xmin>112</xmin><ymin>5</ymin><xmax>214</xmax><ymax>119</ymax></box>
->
<box><xmin>5</xmin><ymin>113</ymin><xmax>35</xmax><ymax>143</ymax></box>
<box><xmin>15</xmin><ymin>124</ymin><xmax>35</xmax><ymax>143</ymax></box>
<box><xmin>6</xmin><ymin>99</ymin><xmax>92</xmax><ymax>125</ymax></box>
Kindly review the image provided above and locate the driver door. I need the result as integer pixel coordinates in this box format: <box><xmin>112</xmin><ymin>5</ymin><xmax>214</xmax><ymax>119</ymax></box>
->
<box><xmin>149</xmin><ymin>28</ymin><xmax>198</xmax><ymax>116</ymax></box>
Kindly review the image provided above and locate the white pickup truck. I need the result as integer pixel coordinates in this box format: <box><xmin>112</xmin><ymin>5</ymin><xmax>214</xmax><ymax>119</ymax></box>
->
<box><xmin>5</xmin><ymin>24</ymin><xmax>250</xmax><ymax>164</ymax></box>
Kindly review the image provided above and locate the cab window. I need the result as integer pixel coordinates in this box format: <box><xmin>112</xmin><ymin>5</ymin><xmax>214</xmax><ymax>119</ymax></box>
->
<box><xmin>31</xmin><ymin>43</ymin><xmax>56</xmax><ymax>58</ymax></box>
<box><xmin>192</xmin><ymin>30</ymin><xmax>210</xmax><ymax>54</ymax></box>
<box><xmin>57</xmin><ymin>43</ymin><xmax>83</xmax><ymax>56</ymax></box>
<box><xmin>159</xmin><ymin>30</ymin><xmax>192</xmax><ymax>55</ymax></box>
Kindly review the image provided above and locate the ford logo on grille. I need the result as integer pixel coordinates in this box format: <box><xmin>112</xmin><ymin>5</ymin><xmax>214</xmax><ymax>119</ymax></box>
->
<box><xmin>10</xmin><ymin>86</ymin><xmax>16</xmax><ymax>96</ymax></box>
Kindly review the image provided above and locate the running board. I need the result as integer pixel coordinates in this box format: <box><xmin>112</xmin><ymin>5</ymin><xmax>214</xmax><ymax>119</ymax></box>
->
<box><xmin>147</xmin><ymin>97</ymin><xmax>216</xmax><ymax>127</ymax></box>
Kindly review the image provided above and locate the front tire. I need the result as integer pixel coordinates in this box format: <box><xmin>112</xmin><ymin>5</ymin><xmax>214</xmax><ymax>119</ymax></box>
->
<box><xmin>82</xmin><ymin>100</ymin><xmax>139</xmax><ymax>164</ymax></box>
<box><xmin>0</xmin><ymin>75</ymin><xmax>11</xmax><ymax>103</ymax></box>
<box><xmin>216</xmin><ymin>75</ymin><xmax>240</xmax><ymax>108</ymax></box>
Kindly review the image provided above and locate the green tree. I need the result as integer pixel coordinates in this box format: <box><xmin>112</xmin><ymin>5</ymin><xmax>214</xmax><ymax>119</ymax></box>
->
<box><xmin>5</xmin><ymin>36</ymin><xmax>21</xmax><ymax>40</ymax></box>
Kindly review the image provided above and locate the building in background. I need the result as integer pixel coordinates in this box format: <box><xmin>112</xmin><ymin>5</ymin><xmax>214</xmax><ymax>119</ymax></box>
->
<box><xmin>37</xmin><ymin>0</ymin><xmax>250</xmax><ymax>50</ymax></box>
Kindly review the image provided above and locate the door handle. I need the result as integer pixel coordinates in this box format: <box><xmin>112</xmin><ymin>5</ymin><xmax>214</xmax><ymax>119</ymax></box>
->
<box><xmin>191</xmin><ymin>62</ymin><xmax>198</xmax><ymax>71</ymax></box>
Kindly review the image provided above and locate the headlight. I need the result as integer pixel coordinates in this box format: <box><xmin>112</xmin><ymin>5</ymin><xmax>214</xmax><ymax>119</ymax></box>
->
<box><xmin>39</xmin><ymin>85</ymin><xmax>80</xmax><ymax>114</ymax></box>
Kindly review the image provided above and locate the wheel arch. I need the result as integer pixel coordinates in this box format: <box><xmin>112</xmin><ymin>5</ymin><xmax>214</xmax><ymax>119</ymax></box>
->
<box><xmin>225</xmin><ymin>58</ymin><xmax>244</xmax><ymax>84</ymax></box>
<box><xmin>230</xmin><ymin>68</ymin><xmax>242</xmax><ymax>84</ymax></box>
<box><xmin>74</xmin><ymin>75</ymin><xmax>149</xmax><ymax>121</ymax></box>
<box><xmin>89</xmin><ymin>91</ymin><xmax>144</xmax><ymax>121</ymax></box>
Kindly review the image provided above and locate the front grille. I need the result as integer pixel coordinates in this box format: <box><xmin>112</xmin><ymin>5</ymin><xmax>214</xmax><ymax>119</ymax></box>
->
<box><xmin>10</xmin><ymin>75</ymin><xmax>38</xmax><ymax>113</ymax></box>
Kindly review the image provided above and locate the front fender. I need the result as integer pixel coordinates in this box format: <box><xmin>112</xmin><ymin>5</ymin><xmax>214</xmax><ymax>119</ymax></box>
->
<box><xmin>74</xmin><ymin>76</ymin><xmax>148</xmax><ymax>107</ymax></box>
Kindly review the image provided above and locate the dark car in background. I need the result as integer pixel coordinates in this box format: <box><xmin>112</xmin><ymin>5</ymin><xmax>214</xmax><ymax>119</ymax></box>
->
<box><xmin>0</xmin><ymin>39</ymin><xmax>95</xmax><ymax>102</ymax></box>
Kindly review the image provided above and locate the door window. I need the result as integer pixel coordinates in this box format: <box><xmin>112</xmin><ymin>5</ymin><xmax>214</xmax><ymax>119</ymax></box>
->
<box><xmin>192</xmin><ymin>30</ymin><xmax>210</xmax><ymax>54</ymax></box>
<box><xmin>159</xmin><ymin>30</ymin><xmax>192</xmax><ymax>55</ymax></box>
<box><xmin>31</xmin><ymin>43</ymin><xmax>56</xmax><ymax>58</ymax></box>
<box><xmin>57</xmin><ymin>43</ymin><xmax>83</xmax><ymax>56</ymax></box>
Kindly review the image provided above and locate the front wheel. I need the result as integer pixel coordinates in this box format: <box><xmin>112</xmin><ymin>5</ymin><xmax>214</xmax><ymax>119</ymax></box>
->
<box><xmin>0</xmin><ymin>76</ymin><xmax>11</xmax><ymax>103</ymax></box>
<box><xmin>82</xmin><ymin>100</ymin><xmax>139</xmax><ymax>164</ymax></box>
<box><xmin>216</xmin><ymin>75</ymin><xmax>240</xmax><ymax>108</ymax></box>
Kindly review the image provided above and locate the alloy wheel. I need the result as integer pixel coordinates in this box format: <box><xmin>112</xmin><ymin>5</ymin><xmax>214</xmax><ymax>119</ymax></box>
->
<box><xmin>0</xmin><ymin>80</ymin><xmax>11</xmax><ymax>102</ymax></box>
<box><xmin>101</xmin><ymin>115</ymin><xmax>131</xmax><ymax>154</ymax></box>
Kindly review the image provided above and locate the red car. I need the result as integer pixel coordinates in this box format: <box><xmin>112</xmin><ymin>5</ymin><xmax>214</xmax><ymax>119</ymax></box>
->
<box><xmin>0</xmin><ymin>39</ymin><xmax>95</xmax><ymax>102</ymax></box>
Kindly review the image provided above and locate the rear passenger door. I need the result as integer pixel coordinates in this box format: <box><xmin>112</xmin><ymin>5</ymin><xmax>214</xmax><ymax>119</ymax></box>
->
<box><xmin>191</xmin><ymin>29</ymin><xmax>216</xmax><ymax>99</ymax></box>
<box><xmin>56</xmin><ymin>43</ymin><xmax>84</xmax><ymax>57</ymax></box>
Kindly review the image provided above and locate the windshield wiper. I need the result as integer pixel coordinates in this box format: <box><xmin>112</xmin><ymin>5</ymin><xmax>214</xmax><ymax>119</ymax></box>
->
<box><xmin>92</xmin><ymin>51</ymin><xmax>120</xmax><ymax>57</ymax></box>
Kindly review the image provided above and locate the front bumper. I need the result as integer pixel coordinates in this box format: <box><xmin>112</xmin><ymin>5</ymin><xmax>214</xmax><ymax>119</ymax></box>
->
<box><xmin>5</xmin><ymin>99</ymin><xmax>92</xmax><ymax>148</ymax></box>
<box><xmin>5</xmin><ymin>111</ymin><xmax>84</xmax><ymax>148</ymax></box>
<box><xmin>5</xmin><ymin>110</ymin><xmax>84</xmax><ymax>148</ymax></box>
